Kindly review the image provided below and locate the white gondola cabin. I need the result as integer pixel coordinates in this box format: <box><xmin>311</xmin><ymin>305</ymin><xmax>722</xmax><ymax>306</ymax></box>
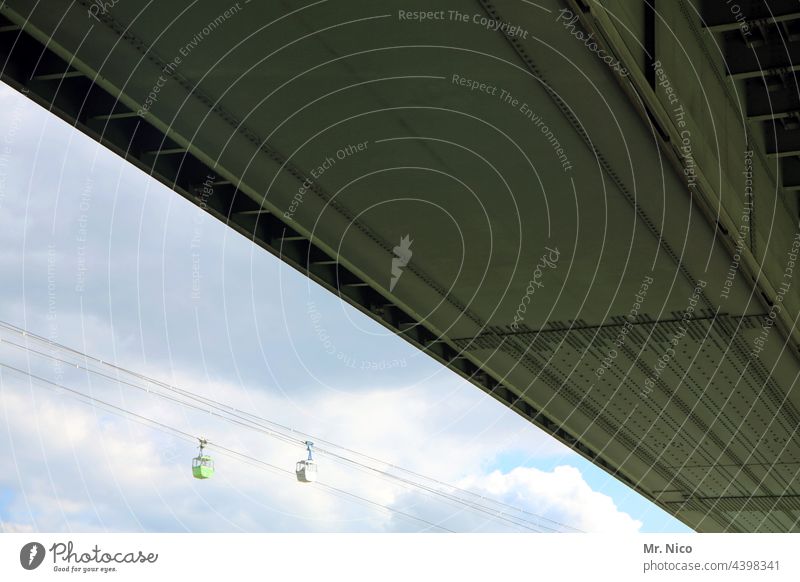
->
<box><xmin>296</xmin><ymin>441</ymin><xmax>317</xmax><ymax>483</ymax></box>
<box><xmin>296</xmin><ymin>459</ymin><xmax>317</xmax><ymax>482</ymax></box>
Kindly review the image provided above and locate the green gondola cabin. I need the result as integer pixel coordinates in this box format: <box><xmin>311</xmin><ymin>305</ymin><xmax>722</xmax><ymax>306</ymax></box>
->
<box><xmin>192</xmin><ymin>455</ymin><xmax>215</xmax><ymax>479</ymax></box>
<box><xmin>192</xmin><ymin>438</ymin><xmax>214</xmax><ymax>479</ymax></box>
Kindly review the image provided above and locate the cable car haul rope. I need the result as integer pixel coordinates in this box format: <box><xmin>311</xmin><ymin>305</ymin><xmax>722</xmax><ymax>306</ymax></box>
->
<box><xmin>0</xmin><ymin>320</ymin><xmax>582</xmax><ymax>533</ymax></box>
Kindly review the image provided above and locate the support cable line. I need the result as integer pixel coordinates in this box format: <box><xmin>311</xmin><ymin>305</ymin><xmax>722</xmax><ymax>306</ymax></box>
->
<box><xmin>0</xmin><ymin>326</ymin><xmax>580</xmax><ymax>532</ymax></box>
<box><xmin>1</xmin><ymin>345</ymin><xmax>556</xmax><ymax>533</ymax></box>
<box><xmin>0</xmin><ymin>321</ymin><xmax>582</xmax><ymax>532</ymax></box>
<box><xmin>0</xmin><ymin>361</ymin><xmax>454</xmax><ymax>533</ymax></box>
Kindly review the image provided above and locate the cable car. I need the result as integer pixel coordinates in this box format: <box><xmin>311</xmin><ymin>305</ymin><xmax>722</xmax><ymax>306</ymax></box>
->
<box><xmin>296</xmin><ymin>441</ymin><xmax>317</xmax><ymax>483</ymax></box>
<box><xmin>192</xmin><ymin>438</ymin><xmax>214</xmax><ymax>479</ymax></box>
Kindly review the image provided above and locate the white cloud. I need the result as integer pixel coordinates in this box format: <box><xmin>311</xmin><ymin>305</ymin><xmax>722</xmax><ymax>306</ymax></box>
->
<box><xmin>0</xmin><ymin>521</ymin><xmax>34</xmax><ymax>533</ymax></box>
<box><xmin>0</xmin><ymin>363</ymin><xmax>638</xmax><ymax>533</ymax></box>
<box><xmin>459</xmin><ymin>465</ymin><xmax>642</xmax><ymax>533</ymax></box>
<box><xmin>0</xmin><ymin>80</ymin><xmax>678</xmax><ymax>534</ymax></box>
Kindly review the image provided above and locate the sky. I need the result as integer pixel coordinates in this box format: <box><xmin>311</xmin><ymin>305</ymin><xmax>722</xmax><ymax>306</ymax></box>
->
<box><xmin>0</xmin><ymin>81</ymin><xmax>690</xmax><ymax>533</ymax></box>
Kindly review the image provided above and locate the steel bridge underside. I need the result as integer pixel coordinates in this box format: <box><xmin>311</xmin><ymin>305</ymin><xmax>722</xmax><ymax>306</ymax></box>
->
<box><xmin>2</xmin><ymin>0</ymin><xmax>800</xmax><ymax>531</ymax></box>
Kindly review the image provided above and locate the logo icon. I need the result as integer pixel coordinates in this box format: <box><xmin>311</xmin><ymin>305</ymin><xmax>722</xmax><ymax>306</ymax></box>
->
<box><xmin>390</xmin><ymin>235</ymin><xmax>413</xmax><ymax>292</ymax></box>
<box><xmin>20</xmin><ymin>542</ymin><xmax>46</xmax><ymax>570</ymax></box>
